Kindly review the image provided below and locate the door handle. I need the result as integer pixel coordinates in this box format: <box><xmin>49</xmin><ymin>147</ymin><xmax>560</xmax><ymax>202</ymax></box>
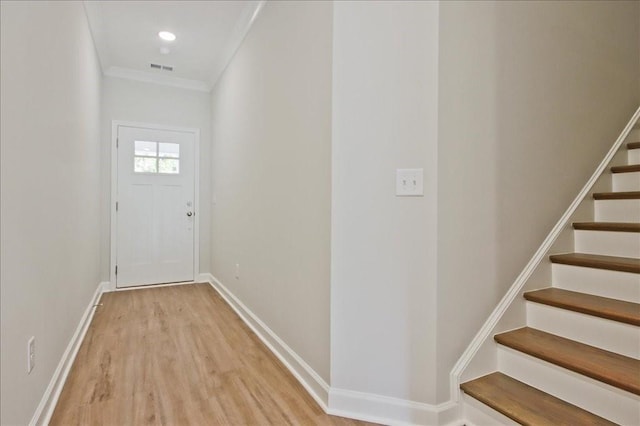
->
<box><xmin>186</xmin><ymin>211</ymin><xmax>193</xmax><ymax>217</ymax></box>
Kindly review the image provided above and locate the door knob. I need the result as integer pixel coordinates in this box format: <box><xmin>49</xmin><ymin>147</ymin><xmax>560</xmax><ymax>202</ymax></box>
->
<box><xmin>186</xmin><ymin>211</ymin><xmax>193</xmax><ymax>217</ymax></box>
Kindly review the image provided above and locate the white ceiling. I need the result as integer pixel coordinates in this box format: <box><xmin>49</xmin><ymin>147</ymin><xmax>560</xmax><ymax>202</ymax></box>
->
<box><xmin>83</xmin><ymin>1</ymin><xmax>264</xmax><ymax>92</ymax></box>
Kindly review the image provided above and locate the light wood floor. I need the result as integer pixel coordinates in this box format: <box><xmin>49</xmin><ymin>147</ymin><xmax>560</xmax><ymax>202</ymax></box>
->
<box><xmin>51</xmin><ymin>283</ymin><xmax>373</xmax><ymax>425</ymax></box>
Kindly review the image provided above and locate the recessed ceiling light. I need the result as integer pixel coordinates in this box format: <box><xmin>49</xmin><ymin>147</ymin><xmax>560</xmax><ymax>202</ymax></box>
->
<box><xmin>158</xmin><ymin>31</ymin><xmax>176</xmax><ymax>42</ymax></box>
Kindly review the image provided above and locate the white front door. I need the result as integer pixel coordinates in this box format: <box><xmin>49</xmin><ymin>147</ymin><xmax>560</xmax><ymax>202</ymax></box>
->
<box><xmin>116</xmin><ymin>125</ymin><xmax>195</xmax><ymax>287</ymax></box>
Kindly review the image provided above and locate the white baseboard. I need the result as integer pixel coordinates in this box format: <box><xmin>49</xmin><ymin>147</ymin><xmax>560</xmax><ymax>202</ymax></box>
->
<box><xmin>200</xmin><ymin>273</ymin><xmax>330</xmax><ymax>410</ymax></box>
<box><xmin>195</xmin><ymin>273</ymin><xmax>212</xmax><ymax>283</ymax></box>
<box><xmin>103</xmin><ymin>279</ymin><xmax>115</xmax><ymax>292</ymax></box>
<box><xmin>29</xmin><ymin>281</ymin><xmax>106</xmax><ymax>426</ymax></box>
<box><xmin>201</xmin><ymin>273</ymin><xmax>463</xmax><ymax>426</ymax></box>
<box><xmin>329</xmin><ymin>388</ymin><xmax>460</xmax><ymax>426</ymax></box>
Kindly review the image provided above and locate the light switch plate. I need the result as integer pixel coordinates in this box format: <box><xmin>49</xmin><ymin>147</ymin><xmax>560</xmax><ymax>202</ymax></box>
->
<box><xmin>396</xmin><ymin>168</ymin><xmax>424</xmax><ymax>196</ymax></box>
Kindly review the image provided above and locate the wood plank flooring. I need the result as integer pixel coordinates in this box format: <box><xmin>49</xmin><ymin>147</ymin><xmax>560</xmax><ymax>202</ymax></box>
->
<box><xmin>50</xmin><ymin>283</ymin><xmax>372</xmax><ymax>425</ymax></box>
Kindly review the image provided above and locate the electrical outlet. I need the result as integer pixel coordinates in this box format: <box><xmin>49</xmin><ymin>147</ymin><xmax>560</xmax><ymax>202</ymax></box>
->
<box><xmin>27</xmin><ymin>336</ymin><xmax>35</xmax><ymax>374</ymax></box>
<box><xmin>235</xmin><ymin>263</ymin><xmax>240</xmax><ymax>279</ymax></box>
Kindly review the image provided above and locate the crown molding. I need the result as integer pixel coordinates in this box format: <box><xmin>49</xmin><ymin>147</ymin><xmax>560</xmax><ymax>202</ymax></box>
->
<box><xmin>209</xmin><ymin>0</ymin><xmax>266</xmax><ymax>89</ymax></box>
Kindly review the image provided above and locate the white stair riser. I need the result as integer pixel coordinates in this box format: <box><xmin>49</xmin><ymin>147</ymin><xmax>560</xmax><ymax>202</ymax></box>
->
<box><xmin>612</xmin><ymin>171</ymin><xmax>640</xmax><ymax>192</ymax></box>
<box><xmin>629</xmin><ymin>148</ymin><xmax>640</xmax><ymax>164</ymax></box>
<box><xmin>526</xmin><ymin>302</ymin><xmax>639</xmax><ymax>358</ymax></box>
<box><xmin>552</xmin><ymin>264</ymin><xmax>640</xmax><ymax>302</ymax></box>
<box><xmin>462</xmin><ymin>393</ymin><xmax>520</xmax><ymax>426</ymax></box>
<box><xmin>498</xmin><ymin>346</ymin><xmax>639</xmax><ymax>425</ymax></box>
<box><xmin>594</xmin><ymin>199</ymin><xmax>640</xmax><ymax>222</ymax></box>
<box><xmin>574</xmin><ymin>230</ymin><xmax>640</xmax><ymax>258</ymax></box>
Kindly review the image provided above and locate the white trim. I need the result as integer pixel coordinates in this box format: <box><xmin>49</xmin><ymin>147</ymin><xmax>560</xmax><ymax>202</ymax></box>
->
<box><xmin>110</xmin><ymin>121</ymin><xmax>201</xmax><ymax>289</ymax></box>
<box><xmin>29</xmin><ymin>282</ymin><xmax>106</xmax><ymax>426</ymax></box>
<box><xmin>104</xmin><ymin>67</ymin><xmax>211</xmax><ymax>93</ymax></box>
<box><xmin>199</xmin><ymin>273</ymin><xmax>330</xmax><ymax>410</ymax></box>
<box><xmin>209</xmin><ymin>1</ymin><xmax>266</xmax><ymax>88</ymax></box>
<box><xmin>110</xmin><ymin>121</ymin><xmax>117</xmax><ymax>286</ymax></box>
<box><xmin>200</xmin><ymin>273</ymin><xmax>461</xmax><ymax>426</ymax></box>
<box><xmin>194</xmin><ymin>133</ymin><xmax>201</xmax><ymax>280</ymax></box>
<box><xmin>195</xmin><ymin>273</ymin><xmax>212</xmax><ymax>283</ymax></box>
<box><xmin>448</xmin><ymin>106</ymin><xmax>640</xmax><ymax>402</ymax></box>
<box><xmin>103</xmin><ymin>279</ymin><xmax>116</xmax><ymax>293</ymax></box>
<box><xmin>328</xmin><ymin>389</ymin><xmax>459</xmax><ymax>426</ymax></box>
<box><xmin>81</xmin><ymin>1</ymin><xmax>109</xmax><ymax>72</ymax></box>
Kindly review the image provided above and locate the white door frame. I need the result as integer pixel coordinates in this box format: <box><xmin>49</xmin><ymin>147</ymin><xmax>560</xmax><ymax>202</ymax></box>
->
<box><xmin>110</xmin><ymin>120</ymin><xmax>200</xmax><ymax>289</ymax></box>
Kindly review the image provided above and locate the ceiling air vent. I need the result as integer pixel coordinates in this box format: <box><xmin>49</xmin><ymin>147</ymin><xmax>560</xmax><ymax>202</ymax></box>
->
<box><xmin>150</xmin><ymin>63</ymin><xmax>173</xmax><ymax>72</ymax></box>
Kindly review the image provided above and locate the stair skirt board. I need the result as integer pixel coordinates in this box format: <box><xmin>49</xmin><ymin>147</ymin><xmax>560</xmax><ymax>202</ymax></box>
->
<box><xmin>526</xmin><ymin>302</ymin><xmax>639</xmax><ymax>358</ymax></box>
<box><xmin>551</xmin><ymin>264</ymin><xmax>640</xmax><ymax>302</ymax></box>
<box><xmin>497</xmin><ymin>347</ymin><xmax>639</xmax><ymax>426</ymax></box>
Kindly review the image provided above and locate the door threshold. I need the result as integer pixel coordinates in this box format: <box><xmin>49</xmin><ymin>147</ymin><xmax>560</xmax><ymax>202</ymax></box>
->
<box><xmin>111</xmin><ymin>280</ymin><xmax>198</xmax><ymax>292</ymax></box>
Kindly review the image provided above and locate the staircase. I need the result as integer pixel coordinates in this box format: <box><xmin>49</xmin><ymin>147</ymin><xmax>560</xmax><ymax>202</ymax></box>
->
<box><xmin>460</xmin><ymin>140</ymin><xmax>640</xmax><ymax>425</ymax></box>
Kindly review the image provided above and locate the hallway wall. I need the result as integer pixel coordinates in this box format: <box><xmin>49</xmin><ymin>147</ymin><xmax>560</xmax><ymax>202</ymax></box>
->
<box><xmin>100</xmin><ymin>76</ymin><xmax>212</xmax><ymax>281</ymax></box>
<box><xmin>0</xmin><ymin>2</ymin><xmax>103</xmax><ymax>423</ymax></box>
<box><xmin>331</xmin><ymin>0</ymin><xmax>440</xmax><ymax>405</ymax></box>
<box><xmin>209</xmin><ymin>1</ymin><xmax>333</xmax><ymax>382</ymax></box>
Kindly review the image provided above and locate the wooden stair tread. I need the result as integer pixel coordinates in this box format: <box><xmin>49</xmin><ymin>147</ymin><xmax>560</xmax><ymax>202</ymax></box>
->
<box><xmin>550</xmin><ymin>253</ymin><xmax>640</xmax><ymax>273</ymax></box>
<box><xmin>461</xmin><ymin>372</ymin><xmax>616</xmax><ymax>426</ymax></box>
<box><xmin>593</xmin><ymin>191</ymin><xmax>640</xmax><ymax>200</ymax></box>
<box><xmin>494</xmin><ymin>327</ymin><xmax>640</xmax><ymax>395</ymax></box>
<box><xmin>573</xmin><ymin>222</ymin><xmax>640</xmax><ymax>232</ymax></box>
<box><xmin>628</xmin><ymin>141</ymin><xmax>640</xmax><ymax>150</ymax></box>
<box><xmin>524</xmin><ymin>288</ymin><xmax>640</xmax><ymax>326</ymax></box>
<box><xmin>611</xmin><ymin>164</ymin><xmax>640</xmax><ymax>173</ymax></box>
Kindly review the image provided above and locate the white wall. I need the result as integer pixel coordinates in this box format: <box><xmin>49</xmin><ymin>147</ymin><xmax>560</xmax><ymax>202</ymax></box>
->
<box><xmin>100</xmin><ymin>76</ymin><xmax>212</xmax><ymax>280</ymax></box>
<box><xmin>331</xmin><ymin>0</ymin><xmax>439</xmax><ymax>404</ymax></box>
<box><xmin>209</xmin><ymin>1</ymin><xmax>333</xmax><ymax>382</ymax></box>
<box><xmin>0</xmin><ymin>2</ymin><xmax>102</xmax><ymax>423</ymax></box>
<box><xmin>436</xmin><ymin>0</ymin><xmax>640</xmax><ymax>402</ymax></box>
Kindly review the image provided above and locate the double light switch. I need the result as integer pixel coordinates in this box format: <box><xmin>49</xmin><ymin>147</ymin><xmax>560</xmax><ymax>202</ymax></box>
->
<box><xmin>396</xmin><ymin>168</ymin><xmax>424</xmax><ymax>196</ymax></box>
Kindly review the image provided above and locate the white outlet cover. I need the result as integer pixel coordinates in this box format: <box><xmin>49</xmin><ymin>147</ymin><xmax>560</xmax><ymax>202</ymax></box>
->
<box><xmin>396</xmin><ymin>168</ymin><xmax>424</xmax><ymax>196</ymax></box>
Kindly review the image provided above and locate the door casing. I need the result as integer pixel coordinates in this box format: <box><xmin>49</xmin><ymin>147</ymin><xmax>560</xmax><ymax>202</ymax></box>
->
<box><xmin>109</xmin><ymin>120</ymin><xmax>200</xmax><ymax>290</ymax></box>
